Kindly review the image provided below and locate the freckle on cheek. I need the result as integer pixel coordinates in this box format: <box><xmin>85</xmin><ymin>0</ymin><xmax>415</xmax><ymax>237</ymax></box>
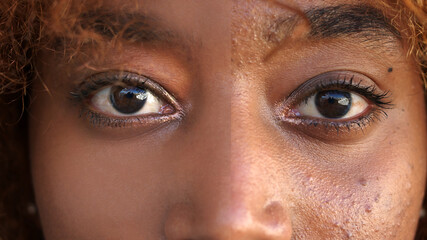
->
<box><xmin>387</xmin><ymin>67</ymin><xmax>393</xmax><ymax>73</ymax></box>
<box><xmin>365</xmin><ymin>204</ymin><xmax>373</xmax><ymax>213</ymax></box>
<box><xmin>358</xmin><ymin>178</ymin><xmax>367</xmax><ymax>187</ymax></box>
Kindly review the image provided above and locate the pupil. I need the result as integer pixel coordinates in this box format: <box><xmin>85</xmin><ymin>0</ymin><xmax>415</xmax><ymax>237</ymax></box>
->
<box><xmin>315</xmin><ymin>90</ymin><xmax>352</xmax><ymax>119</ymax></box>
<box><xmin>125</xmin><ymin>92</ymin><xmax>134</xmax><ymax>99</ymax></box>
<box><xmin>110</xmin><ymin>86</ymin><xmax>147</xmax><ymax>114</ymax></box>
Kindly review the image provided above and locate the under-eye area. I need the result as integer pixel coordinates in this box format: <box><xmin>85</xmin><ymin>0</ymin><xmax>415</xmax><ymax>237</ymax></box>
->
<box><xmin>276</xmin><ymin>71</ymin><xmax>393</xmax><ymax>138</ymax></box>
<box><xmin>70</xmin><ymin>71</ymin><xmax>184</xmax><ymax>128</ymax></box>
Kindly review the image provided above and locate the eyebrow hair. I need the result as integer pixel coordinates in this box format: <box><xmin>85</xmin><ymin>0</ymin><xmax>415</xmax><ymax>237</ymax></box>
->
<box><xmin>74</xmin><ymin>5</ymin><xmax>399</xmax><ymax>58</ymax></box>
<box><xmin>76</xmin><ymin>10</ymin><xmax>178</xmax><ymax>44</ymax></box>
<box><xmin>266</xmin><ymin>4</ymin><xmax>401</xmax><ymax>57</ymax></box>
<box><xmin>306</xmin><ymin>5</ymin><xmax>400</xmax><ymax>40</ymax></box>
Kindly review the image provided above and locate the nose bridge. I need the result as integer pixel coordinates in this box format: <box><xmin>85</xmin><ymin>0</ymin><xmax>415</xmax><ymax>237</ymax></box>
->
<box><xmin>201</xmin><ymin>74</ymin><xmax>293</xmax><ymax>238</ymax></box>
<box><xmin>229</xmin><ymin>77</ymin><xmax>289</xmax><ymax>222</ymax></box>
<box><xmin>164</xmin><ymin>75</ymin><xmax>292</xmax><ymax>239</ymax></box>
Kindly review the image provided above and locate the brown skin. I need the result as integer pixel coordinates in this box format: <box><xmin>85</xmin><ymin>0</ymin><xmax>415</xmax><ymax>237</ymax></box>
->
<box><xmin>29</xmin><ymin>0</ymin><xmax>426</xmax><ymax>239</ymax></box>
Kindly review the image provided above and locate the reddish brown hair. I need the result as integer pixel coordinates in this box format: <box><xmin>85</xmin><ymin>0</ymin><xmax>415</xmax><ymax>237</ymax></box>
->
<box><xmin>0</xmin><ymin>0</ymin><xmax>425</xmax><ymax>239</ymax></box>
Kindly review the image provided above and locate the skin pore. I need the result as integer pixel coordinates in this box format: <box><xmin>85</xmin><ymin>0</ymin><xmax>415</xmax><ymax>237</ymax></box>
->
<box><xmin>29</xmin><ymin>0</ymin><xmax>426</xmax><ymax>239</ymax></box>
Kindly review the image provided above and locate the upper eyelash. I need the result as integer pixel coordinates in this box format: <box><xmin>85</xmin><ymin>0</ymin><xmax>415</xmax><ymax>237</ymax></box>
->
<box><xmin>70</xmin><ymin>72</ymin><xmax>148</xmax><ymax>102</ymax></box>
<box><xmin>309</xmin><ymin>75</ymin><xmax>393</xmax><ymax>109</ymax></box>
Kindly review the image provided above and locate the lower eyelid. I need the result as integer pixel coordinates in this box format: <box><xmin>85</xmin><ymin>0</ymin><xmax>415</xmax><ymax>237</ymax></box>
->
<box><xmin>80</xmin><ymin>108</ymin><xmax>183</xmax><ymax>129</ymax></box>
<box><xmin>277</xmin><ymin>109</ymin><xmax>387</xmax><ymax>143</ymax></box>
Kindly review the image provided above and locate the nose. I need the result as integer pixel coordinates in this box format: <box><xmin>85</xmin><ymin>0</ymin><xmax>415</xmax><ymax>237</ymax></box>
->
<box><xmin>165</xmin><ymin>200</ymin><xmax>291</xmax><ymax>240</ymax></box>
<box><xmin>164</xmin><ymin>166</ymin><xmax>292</xmax><ymax>240</ymax></box>
<box><xmin>164</xmin><ymin>107</ymin><xmax>292</xmax><ymax>240</ymax></box>
<box><xmin>196</xmin><ymin>199</ymin><xmax>291</xmax><ymax>239</ymax></box>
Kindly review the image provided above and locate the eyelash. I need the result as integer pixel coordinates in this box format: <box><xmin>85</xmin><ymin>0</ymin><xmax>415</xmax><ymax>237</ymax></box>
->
<box><xmin>70</xmin><ymin>72</ymin><xmax>182</xmax><ymax>128</ymax></box>
<box><xmin>279</xmin><ymin>74</ymin><xmax>393</xmax><ymax>133</ymax></box>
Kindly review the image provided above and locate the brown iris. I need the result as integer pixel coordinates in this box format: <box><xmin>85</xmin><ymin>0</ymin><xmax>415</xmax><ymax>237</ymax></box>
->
<box><xmin>315</xmin><ymin>90</ymin><xmax>352</xmax><ymax>118</ymax></box>
<box><xmin>109</xmin><ymin>86</ymin><xmax>147</xmax><ymax>114</ymax></box>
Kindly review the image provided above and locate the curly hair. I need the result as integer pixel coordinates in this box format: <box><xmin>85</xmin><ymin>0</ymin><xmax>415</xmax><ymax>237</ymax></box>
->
<box><xmin>0</xmin><ymin>0</ymin><xmax>425</xmax><ymax>239</ymax></box>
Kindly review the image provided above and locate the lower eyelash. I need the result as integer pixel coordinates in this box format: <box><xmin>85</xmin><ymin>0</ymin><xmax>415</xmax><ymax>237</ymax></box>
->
<box><xmin>79</xmin><ymin>107</ymin><xmax>183</xmax><ymax>128</ymax></box>
<box><xmin>80</xmin><ymin>109</ymin><xmax>132</xmax><ymax>128</ymax></box>
<box><xmin>280</xmin><ymin>106</ymin><xmax>389</xmax><ymax>134</ymax></box>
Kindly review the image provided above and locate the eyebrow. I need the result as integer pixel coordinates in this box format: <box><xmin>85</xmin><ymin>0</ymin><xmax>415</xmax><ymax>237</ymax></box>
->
<box><xmin>266</xmin><ymin>4</ymin><xmax>401</xmax><ymax>57</ymax></box>
<box><xmin>74</xmin><ymin>5</ymin><xmax>399</xmax><ymax>56</ymax></box>
<box><xmin>76</xmin><ymin>10</ymin><xmax>179</xmax><ymax>44</ymax></box>
<box><xmin>307</xmin><ymin>5</ymin><xmax>400</xmax><ymax>40</ymax></box>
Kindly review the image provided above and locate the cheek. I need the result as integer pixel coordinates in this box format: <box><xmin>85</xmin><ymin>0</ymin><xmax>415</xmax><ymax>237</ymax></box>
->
<box><xmin>288</xmin><ymin>146</ymin><xmax>425</xmax><ymax>239</ymax></box>
<box><xmin>285</xmin><ymin>91</ymin><xmax>426</xmax><ymax>239</ymax></box>
<box><xmin>29</xmin><ymin>93</ymin><xmax>178</xmax><ymax>239</ymax></box>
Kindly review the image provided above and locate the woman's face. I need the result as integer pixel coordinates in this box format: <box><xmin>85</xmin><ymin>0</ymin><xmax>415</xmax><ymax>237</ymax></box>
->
<box><xmin>29</xmin><ymin>0</ymin><xmax>427</xmax><ymax>239</ymax></box>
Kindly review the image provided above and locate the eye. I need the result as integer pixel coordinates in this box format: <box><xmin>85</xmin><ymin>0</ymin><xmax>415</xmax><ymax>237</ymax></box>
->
<box><xmin>277</xmin><ymin>71</ymin><xmax>393</xmax><ymax>136</ymax></box>
<box><xmin>71</xmin><ymin>71</ymin><xmax>182</xmax><ymax>128</ymax></box>
<box><xmin>91</xmin><ymin>85</ymin><xmax>168</xmax><ymax>116</ymax></box>
<box><xmin>296</xmin><ymin>90</ymin><xmax>369</xmax><ymax>120</ymax></box>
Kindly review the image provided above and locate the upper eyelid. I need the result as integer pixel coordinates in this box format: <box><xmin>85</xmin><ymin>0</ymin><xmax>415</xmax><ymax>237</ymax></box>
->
<box><xmin>283</xmin><ymin>71</ymin><xmax>393</xmax><ymax>107</ymax></box>
<box><xmin>71</xmin><ymin>72</ymin><xmax>148</xmax><ymax>98</ymax></box>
